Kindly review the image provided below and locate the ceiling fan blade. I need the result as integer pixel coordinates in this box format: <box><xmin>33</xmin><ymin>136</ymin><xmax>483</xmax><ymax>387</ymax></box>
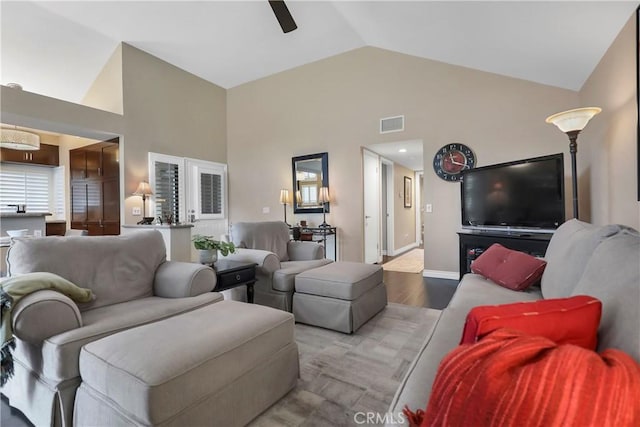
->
<box><xmin>268</xmin><ymin>0</ymin><xmax>297</xmax><ymax>34</ymax></box>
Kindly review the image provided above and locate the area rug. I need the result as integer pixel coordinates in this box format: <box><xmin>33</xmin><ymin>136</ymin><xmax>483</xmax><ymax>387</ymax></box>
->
<box><xmin>250</xmin><ymin>303</ymin><xmax>441</xmax><ymax>427</ymax></box>
<box><xmin>382</xmin><ymin>248</ymin><xmax>424</xmax><ymax>273</ymax></box>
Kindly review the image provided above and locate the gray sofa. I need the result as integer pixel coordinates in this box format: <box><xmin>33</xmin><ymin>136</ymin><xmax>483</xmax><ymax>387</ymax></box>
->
<box><xmin>224</xmin><ymin>221</ymin><xmax>332</xmax><ymax>311</ymax></box>
<box><xmin>2</xmin><ymin>231</ymin><xmax>222</xmax><ymax>427</ymax></box>
<box><xmin>388</xmin><ymin>219</ymin><xmax>640</xmax><ymax>420</ymax></box>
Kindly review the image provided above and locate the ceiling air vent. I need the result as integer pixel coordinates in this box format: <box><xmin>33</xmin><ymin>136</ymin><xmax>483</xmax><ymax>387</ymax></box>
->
<box><xmin>380</xmin><ymin>115</ymin><xmax>404</xmax><ymax>134</ymax></box>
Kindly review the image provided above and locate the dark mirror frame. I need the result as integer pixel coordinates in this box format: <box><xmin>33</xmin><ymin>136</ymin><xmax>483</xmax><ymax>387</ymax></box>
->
<box><xmin>292</xmin><ymin>152</ymin><xmax>329</xmax><ymax>214</ymax></box>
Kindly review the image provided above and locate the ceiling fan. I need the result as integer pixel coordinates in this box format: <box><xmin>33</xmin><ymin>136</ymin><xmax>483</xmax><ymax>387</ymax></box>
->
<box><xmin>268</xmin><ymin>0</ymin><xmax>297</xmax><ymax>33</ymax></box>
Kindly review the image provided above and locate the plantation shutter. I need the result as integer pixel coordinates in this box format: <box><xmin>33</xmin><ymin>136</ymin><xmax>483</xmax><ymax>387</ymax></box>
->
<box><xmin>200</xmin><ymin>172</ymin><xmax>222</xmax><ymax>215</ymax></box>
<box><xmin>0</xmin><ymin>164</ymin><xmax>51</xmax><ymax>214</ymax></box>
<box><xmin>154</xmin><ymin>161</ymin><xmax>180</xmax><ymax>221</ymax></box>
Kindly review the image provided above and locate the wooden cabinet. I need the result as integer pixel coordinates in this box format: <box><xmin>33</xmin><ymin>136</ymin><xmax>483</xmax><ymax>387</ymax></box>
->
<box><xmin>0</xmin><ymin>143</ymin><xmax>59</xmax><ymax>166</ymax></box>
<box><xmin>69</xmin><ymin>140</ymin><xmax>120</xmax><ymax>236</ymax></box>
<box><xmin>46</xmin><ymin>222</ymin><xmax>67</xmax><ymax>236</ymax></box>
<box><xmin>457</xmin><ymin>230</ymin><xmax>552</xmax><ymax>279</ymax></box>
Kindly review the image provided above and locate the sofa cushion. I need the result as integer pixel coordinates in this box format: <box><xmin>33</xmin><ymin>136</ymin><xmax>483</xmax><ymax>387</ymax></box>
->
<box><xmin>471</xmin><ymin>244</ymin><xmax>546</xmax><ymax>291</ymax></box>
<box><xmin>78</xmin><ymin>301</ymin><xmax>295</xmax><ymax>425</ymax></box>
<box><xmin>272</xmin><ymin>259</ymin><xmax>333</xmax><ymax>292</ymax></box>
<box><xmin>570</xmin><ymin>229</ymin><xmax>640</xmax><ymax>361</ymax></box>
<box><xmin>423</xmin><ymin>329</ymin><xmax>640</xmax><ymax>427</ymax></box>
<box><xmin>231</xmin><ymin>221</ymin><xmax>290</xmax><ymax>262</ymax></box>
<box><xmin>460</xmin><ymin>295</ymin><xmax>601</xmax><ymax>349</ymax></box>
<box><xmin>448</xmin><ymin>274</ymin><xmax>542</xmax><ymax>314</ymax></box>
<box><xmin>13</xmin><ymin>293</ymin><xmax>222</xmax><ymax>382</ymax></box>
<box><xmin>7</xmin><ymin>231</ymin><xmax>167</xmax><ymax>311</ymax></box>
<box><xmin>295</xmin><ymin>261</ymin><xmax>383</xmax><ymax>300</ymax></box>
<box><xmin>542</xmin><ymin>219</ymin><xmax>621</xmax><ymax>299</ymax></box>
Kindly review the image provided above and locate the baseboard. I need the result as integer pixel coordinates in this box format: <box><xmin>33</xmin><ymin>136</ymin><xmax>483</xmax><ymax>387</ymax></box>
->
<box><xmin>422</xmin><ymin>269</ymin><xmax>459</xmax><ymax>280</ymax></box>
<box><xmin>389</xmin><ymin>242</ymin><xmax>419</xmax><ymax>257</ymax></box>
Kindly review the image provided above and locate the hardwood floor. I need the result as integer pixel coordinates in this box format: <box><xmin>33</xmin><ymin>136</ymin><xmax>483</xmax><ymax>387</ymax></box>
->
<box><xmin>382</xmin><ymin>254</ymin><xmax>458</xmax><ymax>310</ymax></box>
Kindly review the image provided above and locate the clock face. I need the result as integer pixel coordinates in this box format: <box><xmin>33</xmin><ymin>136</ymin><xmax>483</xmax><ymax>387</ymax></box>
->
<box><xmin>433</xmin><ymin>143</ymin><xmax>476</xmax><ymax>182</ymax></box>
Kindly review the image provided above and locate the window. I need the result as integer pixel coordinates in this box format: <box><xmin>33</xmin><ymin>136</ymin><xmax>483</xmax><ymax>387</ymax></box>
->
<box><xmin>149</xmin><ymin>153</ymin><xmax>227</xmax><ymax>222</ymax></box>
<box><xmin>0</xmin><ymin>164</ymin><xmax>63</xmax><ymax>215</ymax></box>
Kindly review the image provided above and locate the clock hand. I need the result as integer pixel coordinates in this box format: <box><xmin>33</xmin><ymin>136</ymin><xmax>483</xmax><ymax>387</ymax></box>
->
<box><xmin>450</xmin><ymin>159</ymin><xmax>467</xmax><ymax>166</ymax></box>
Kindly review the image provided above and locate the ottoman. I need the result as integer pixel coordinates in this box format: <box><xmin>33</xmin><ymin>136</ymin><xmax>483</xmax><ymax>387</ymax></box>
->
<box><xmin>73</xmin><ymin>300</ymin><xmax>299</xmax><ymax>427</ymax></box>
<box><xmin>293</xmin><ymin>261</ymin><xmax>387</xmax><ymax>333</ymax></box>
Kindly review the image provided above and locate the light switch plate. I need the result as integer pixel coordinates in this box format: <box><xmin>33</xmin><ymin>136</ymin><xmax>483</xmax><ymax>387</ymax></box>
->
<box><xmin>262</xmin><ymin>207</ymin><xmax>270</xmax><ymax>214</ymax></box>
<box><xmin>426</xmin><ymin>204</ymin><xmax>433</xmax><ymax>213</ymax></box>
<box><xmin>132</xmin><ymin>207</ymin><xmax>141</xmax><ymax>216</ymax></box>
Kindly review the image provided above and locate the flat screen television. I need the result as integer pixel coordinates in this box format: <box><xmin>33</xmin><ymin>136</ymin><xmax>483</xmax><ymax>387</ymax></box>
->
<box><xmin>461</xmin><ymin>154</ymin><xmax>565</xmax><ymax>232</ymax></box>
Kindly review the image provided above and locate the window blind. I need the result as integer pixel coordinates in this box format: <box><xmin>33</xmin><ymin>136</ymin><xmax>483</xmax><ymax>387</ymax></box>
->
<box><xmin>200</xmin><ymin>172</ymin><xmax>222</xmax><ymax>215</ymax></box>
<box><xmin>154</xmin><ymin>161</ymin><xmax>180</xmax><ymax>221</ymax></box>
<box><xmin>0</xmin><ymin>165</ymin><xmax>51</xmax><ymax>213</ymax></box>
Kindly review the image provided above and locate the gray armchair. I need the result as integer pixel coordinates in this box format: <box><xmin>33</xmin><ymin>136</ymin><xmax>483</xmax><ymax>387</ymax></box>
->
<box><xmin>223</xmin><ymin>221</ymin><xmax>332</xmax><ymax>311</ymax></box>
<box><xmin>2</xmin><ymin>231</ymin><xmax>221</xmax><ymax>427</ymax></box>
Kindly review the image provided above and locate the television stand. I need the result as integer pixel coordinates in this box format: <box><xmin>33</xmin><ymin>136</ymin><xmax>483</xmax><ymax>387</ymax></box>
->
<box><xmin>457</xmin><ymin>229</ymin><xmax>554</xmax><ymax>280</ymax></box>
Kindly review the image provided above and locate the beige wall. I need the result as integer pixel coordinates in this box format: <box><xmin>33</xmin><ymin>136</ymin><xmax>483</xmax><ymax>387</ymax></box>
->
<box><xmin>228</xmin><ymin>47</ymin><xmax>578</xmax><ymax>269</ymax></box>
<box><xmin>83</xmin><ymin>44</ymin><xmax>123</xmax><ymax>115</ymax></box>
<box><xmin>393</xmin><ymin>163</ymin><xmax>416</xmax><ymax>251</ymax></box>
<box><xmin>578</xmin><ymin>13</ymin><xmax>639</xmax><ymax>230</ymax></box>
<box><xmin>83</xmin><ymin>43</ymin><xmax>228</xmax><ymax>225</ymax></box>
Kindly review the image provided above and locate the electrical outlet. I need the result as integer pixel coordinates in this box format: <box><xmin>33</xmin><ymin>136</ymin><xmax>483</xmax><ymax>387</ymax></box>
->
<box><xmin>132</xmin><ymin>207</ymin><xmax>141</xmax><ymax>216</ymax></box>
<box><xmin>262</xmin><ymin>207</ymin><xmax>270</xmax><ymax>214</ymax></box>
<box><xmin>426</xmin><ymin>204</ymin><xmax>433</xmax><ymax>213</ymax></box>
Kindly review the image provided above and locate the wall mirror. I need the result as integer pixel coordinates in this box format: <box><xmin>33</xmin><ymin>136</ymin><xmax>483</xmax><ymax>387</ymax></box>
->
<box><xmin>292</xmin><ymin>152</ymin><xmax>329</xmax><ymax>214</ymax></box>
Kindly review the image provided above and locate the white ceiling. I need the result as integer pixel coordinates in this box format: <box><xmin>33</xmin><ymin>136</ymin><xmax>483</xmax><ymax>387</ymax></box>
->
<box><xmin>1</xmin><ymin>1</ymin><xmax>637</xmax><ymax>105</ymax></box>
<box><xmin>367</xmin><ymin>139</ymin><xmax>424</xmax><ymax>171</ymax></box>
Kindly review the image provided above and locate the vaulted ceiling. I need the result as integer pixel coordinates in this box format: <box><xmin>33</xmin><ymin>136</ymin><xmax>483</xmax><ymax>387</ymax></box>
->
<box><xmin>1</xmin><ymin>1</ymin><xmax>636</xmax><ymax>105</ymax></box>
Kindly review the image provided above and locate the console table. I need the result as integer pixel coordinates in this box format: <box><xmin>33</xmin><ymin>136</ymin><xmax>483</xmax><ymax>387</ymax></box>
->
<box><xmin>292</xmin><ymin>226</ymin><xmax>337</xmax><ymax>261</ymax></box>
<box><xmin>457</xmin><ymin>229</ymin><xmax>553</xmax><ymax>279</ymax></box>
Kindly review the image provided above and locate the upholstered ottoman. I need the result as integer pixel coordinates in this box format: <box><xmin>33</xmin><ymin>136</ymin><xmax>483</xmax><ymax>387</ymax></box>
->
<box><xmin>73</xmin><ymin>301</ymin><xmax>299</xmax><ymax>427</ymax></box>
<box><xmin>293</xmin><ymin>262</ymin><xmax>387</xmax><ymax>333</ymax></box>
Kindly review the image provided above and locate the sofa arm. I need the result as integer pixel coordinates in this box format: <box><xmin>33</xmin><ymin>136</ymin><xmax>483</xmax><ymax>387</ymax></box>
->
<box><xmin>13</xmin><ymin>290</ymin><xmax>83</xmax><ymax>343</ymax></box>
<box><xmin>154</xmin><ymin>261</ymin><xmax>216</xmax><ymax>298</ymax></box>
<box><xmin>287</xmin><ymin>241</ymin><xmax>324</xmax><ymax>261</ymax></box>
<box><xmin>221</xmin><ymin>249</ymin><xmax>281</xmax><ymax>273</ymax></box>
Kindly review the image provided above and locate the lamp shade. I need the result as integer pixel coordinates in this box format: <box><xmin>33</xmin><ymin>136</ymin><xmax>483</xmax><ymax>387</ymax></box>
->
<box><xmin>0</xmin><ymin>127</ymin><xmax>40</xmax><ymax>150</ymax></box>
<box><xmin>133</xmin><ymin>181</ymin><xmax>154</xmax><ymax>196</ymax></box>
<box><xmin>318</xmin><ymin>186</ymin><xmax>330</xmax><ymax>203</ymax></box>
<box><xmin>545</xmin><ymin>107</ymin><xmax>601</xmax><ymax>133</ymax></box>
<box><xmin>279</xmin><ymin>189</ymin><xmax>289</xmax><ymax>205</ymax></box>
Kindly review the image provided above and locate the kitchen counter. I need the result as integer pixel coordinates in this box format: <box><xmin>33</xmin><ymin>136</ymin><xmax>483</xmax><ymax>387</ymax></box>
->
<box><xmin>1</xmin><ymin>214</ymin><xmax>49</xmax><ymax>244</ymax></box>
<box><xmin>1</xmin><ymin>212</ymin><xmax>52</xmax><ymax>218</ymax></box>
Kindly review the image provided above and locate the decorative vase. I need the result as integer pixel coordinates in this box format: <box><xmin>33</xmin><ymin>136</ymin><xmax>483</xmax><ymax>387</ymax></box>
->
<box><xmin>198</xmin><ymin>249</ymin><xmax>218</xmax><ymax>265</ymax></box>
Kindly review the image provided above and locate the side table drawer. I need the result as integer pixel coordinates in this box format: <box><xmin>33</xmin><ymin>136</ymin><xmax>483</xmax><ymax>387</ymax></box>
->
<box><xmin>217</xmin><ymin>267</ymin><xmax>255</xmax><ymax>288</ymax></box>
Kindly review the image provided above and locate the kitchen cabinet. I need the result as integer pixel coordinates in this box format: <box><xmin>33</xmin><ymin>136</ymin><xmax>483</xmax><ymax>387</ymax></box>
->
<box><xmin>69</xmin><ymin>140</ymin><xmax>120</xmax><ymax>236</ymax></box>
<box><xmin>0</xmin><ymin>143</ymin><xmax>59</xmax><ymax>166</ymax></box>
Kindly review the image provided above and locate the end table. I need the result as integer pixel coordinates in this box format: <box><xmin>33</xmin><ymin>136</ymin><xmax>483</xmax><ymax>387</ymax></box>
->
<box><xmin>212</xmin><ymin>259</ymin><xmax>257</xmax><ymax>303</ymax></box>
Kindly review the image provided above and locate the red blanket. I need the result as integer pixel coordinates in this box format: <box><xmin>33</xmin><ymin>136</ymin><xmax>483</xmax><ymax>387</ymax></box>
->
<box><xmin>407</xmin><ymin>329</ymin><xmax>640</xmax><ymax>427</ymax></box>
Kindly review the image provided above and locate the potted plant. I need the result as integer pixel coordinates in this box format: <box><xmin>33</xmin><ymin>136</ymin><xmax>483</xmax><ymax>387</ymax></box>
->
<box><xmin>192</xmin><ymin>235</ymin><xmax>236</xmax><ymax>264</ymax></box>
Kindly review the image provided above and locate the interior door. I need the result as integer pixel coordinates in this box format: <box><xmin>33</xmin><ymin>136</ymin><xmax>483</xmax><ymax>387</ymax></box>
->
<box><xmin>363</xmin><ymin>149</ymin><xmax>381</xmax><ymax>264</ymax></box>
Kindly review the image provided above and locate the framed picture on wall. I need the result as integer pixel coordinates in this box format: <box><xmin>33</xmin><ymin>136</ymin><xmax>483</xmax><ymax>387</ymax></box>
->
<box><xmin>404</xmin><ymin>176</ymin><xmax>412</xmax><ymax>208</ymax></box>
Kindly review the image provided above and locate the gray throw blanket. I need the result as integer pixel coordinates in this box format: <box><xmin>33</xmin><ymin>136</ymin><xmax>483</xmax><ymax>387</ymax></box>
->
<box><xmin>1</xmin><ymin>272</ymin><xmax>94</xmax><ymax>386</ymax></box>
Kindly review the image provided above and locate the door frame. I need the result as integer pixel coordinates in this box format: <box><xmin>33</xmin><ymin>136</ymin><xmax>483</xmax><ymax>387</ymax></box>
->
<box><xmin>362</xmin><ymin>148</ymin><xmax>382</xmax><ymax>264</ymax></box>
<box><xmin>415</xmin><ymin>170</ymin><xmax>423</xmax><ymax>245</ymax></box>
<box><xmin>381</xmin><ymin>158</ymin><xmax>395</xmax><ymax>256</ymax></box>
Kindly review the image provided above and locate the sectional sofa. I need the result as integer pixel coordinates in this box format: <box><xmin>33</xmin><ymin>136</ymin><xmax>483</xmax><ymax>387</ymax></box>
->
<box><xmin>388</xmin><ymin>219</ymin><xmax>640</xmax><ymax>420</ymax></box>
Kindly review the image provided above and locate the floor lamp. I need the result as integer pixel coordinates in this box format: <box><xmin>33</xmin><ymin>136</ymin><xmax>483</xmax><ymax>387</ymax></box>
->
<box><xmin>318</xmin><ymin>186</ymin><xmax>331</xmax><ymax>228</ymax></box>
<box><xmin>279</xmin><ymin>189</ymin><xmax>290</xmax><ymax>227</ymax></box>
<box><xmin>545</xmin><ymin>107</ymin><xmax>601</xmax><ymax>219</ymax></box>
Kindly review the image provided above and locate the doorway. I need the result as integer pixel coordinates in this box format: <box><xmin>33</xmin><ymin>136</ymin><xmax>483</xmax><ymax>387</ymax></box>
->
<box><xmin>363</xmin><ymin>149</ymin><xmax>381</xmax><ymax>264</ymax></box>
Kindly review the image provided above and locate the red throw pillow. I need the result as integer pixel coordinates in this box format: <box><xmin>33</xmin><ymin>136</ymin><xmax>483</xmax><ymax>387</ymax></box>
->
<box><xmin>414</xmin><ymin>329</ymin><xmax>640</xmax><ymax>427</ymax></box>
<box><xmin>471</xmin><ymin>243</ymin><xmax>546</xmax><ymax>290</ymax></box>
<box><xmin>460</xmin><ymin>295</ymin><xmax>601</xmax><ymax>349</ymax></box>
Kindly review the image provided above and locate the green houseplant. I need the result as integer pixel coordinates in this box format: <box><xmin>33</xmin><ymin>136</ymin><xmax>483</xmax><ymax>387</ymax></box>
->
<box><xmin>192</xmin><ymin>235</ymin><xmax>236</xmax><ymax>264</ymax></box>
